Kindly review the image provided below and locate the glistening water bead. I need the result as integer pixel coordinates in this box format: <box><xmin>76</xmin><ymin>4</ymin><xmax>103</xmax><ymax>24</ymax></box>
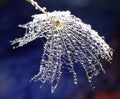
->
<box><xmin>11</xmin><ymin>0</ymin><xmax>113</xmax><ymax>93</ymax></box>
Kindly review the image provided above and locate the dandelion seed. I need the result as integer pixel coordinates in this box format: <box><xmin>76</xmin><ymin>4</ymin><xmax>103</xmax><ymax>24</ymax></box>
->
<box><xmin>11</xmin><ymin>0</ymin><xmax>113</xmax><ymax>93</ymax></box>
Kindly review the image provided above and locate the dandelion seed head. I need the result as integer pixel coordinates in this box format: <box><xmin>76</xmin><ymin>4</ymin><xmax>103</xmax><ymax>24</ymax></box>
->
<box><xmin>11</xmin><ymin>0</ymin><xmax>113</xmax><ymax>93</ymax></box>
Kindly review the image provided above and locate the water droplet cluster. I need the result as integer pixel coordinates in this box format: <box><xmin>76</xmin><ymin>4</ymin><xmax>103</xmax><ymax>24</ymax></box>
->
<box><xmin>11</xmin><ymin>5</ymin><xmax>113</xmax><ymax>93</ymax></box>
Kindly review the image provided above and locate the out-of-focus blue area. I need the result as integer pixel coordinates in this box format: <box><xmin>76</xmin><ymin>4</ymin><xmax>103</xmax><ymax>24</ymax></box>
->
<box><xmin>0</xmin><ymin>0</ymin><xmax>120</xmax><ymax>99</ymax></box>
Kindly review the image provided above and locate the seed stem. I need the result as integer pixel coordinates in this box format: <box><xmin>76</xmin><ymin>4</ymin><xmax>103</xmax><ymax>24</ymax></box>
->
<box><xmin>26</xmin><ymin>0</ymin><xmax>48</xmax><ymax>16</ymax></box>
<box><xmin>26</xmin><ymin>0</ymin><xmax>56</xmax><ymax>21</ymax></box>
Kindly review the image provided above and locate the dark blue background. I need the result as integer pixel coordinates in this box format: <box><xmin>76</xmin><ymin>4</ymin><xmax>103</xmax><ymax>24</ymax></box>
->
<box><xmin>0</xmin><ymin>0</ymin><xmax>120</xmax><ymax>99</ymax></box>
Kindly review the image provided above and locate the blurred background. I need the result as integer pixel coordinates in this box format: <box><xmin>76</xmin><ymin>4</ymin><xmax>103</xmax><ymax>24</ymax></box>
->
<box><xmin>0</xmin><ymin>0</ymin><xmax>120</xmax><ymax>99</ymax></box>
